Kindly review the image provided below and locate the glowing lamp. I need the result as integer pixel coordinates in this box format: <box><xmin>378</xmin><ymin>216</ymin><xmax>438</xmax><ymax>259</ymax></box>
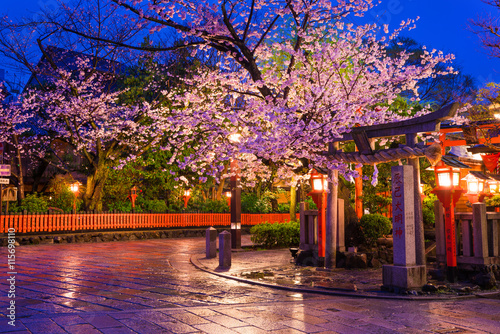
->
<box><xmin>69</xmin><ymin>181</ymin><xmax>81</xmax><ymax>214</ymax></box>
<box><xmin>431</xmin><ymin>161</ymin><xmax>465</xmax><ymax>282</ymax></box>
<box><xmin>462</xmin><ymin>173</ymin><xmax>485</xmax><ymax>195</ymax></box>
<box><xmin>310</xmin><ymin>170</ymin><xmax>327</xmax><ymax>192</ymax></box>
<box><xmin>308</xmin><ymin>169</ymin><xmax>327</xmax><ymax>258</ymax></box>
<box><xmin>182</xmin><ymin>189</ymin><xmax>191</xmax><ymax>208</ymax></box>
<box><xmin>70</xmin><ymin>182</ymin><xmax>79</xmax><ymax>193</ymax></box>
<box><xmin>434</xmin><ymin>165</ymin><xmax>460</xmax><ymax>188</ymax></box>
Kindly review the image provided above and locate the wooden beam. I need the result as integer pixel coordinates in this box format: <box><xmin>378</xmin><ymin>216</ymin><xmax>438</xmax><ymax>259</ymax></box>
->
<box><xmin>332</xmin><ymin>103</ymin><xmax>458</xmax><ymax>142</ymax></box>
<box><xmin>352</xmin><ymin>130</ymin><xmax>373</xmax><ymax>154</ymax></box>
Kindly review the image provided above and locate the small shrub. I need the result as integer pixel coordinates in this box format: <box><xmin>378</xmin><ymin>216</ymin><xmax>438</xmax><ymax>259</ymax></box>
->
<box><xmin>359</xmin><ymin>214</ymin><xmax>392</xmax><ymax>246</ymax></box>
<box><xmin>277</xmin><ymin>203</ymin><xmax>290</xmax><ymax>213</ymax></box>
<box><xmin>487</xmin><ymin>194</ymin><xmax>500</xmax><ymax>207</ymax></box>
<box><xmin>304</xmin><ymin>196</ymin><xmax>317</xmax><ymax>210</ymax></box>
<box><xmin>107</xmin><ymin>200</ymin><xmax>134</xmax><ymax>213</ymax></box>
<box><xmin>242</xmin><ymin>193</ymin><xmax>271</xmax><ymax>213</ymax></box>
<box><xmin>422</xmin><ymin>193</ymin><xmax>437</xmax><ymax>226</ymax></box>
<box><xmin>137</xmin><ymin>198</ymin><xmax>168</xmax><ymax>213</ymax></box>
<box><xmin>48</xmin><ymin>189</ymin><xmax>80</xmax><ymax>213</ymax></box>
<box><xmin>17</xmin><ymin>193</ymin><xmax>49</xmax><ymax>213</ymax></box>
<box><xmin>194</xmin><ymin>199</ymin><xmax>228</xmax><ymax>213</ymax></box>
<box><xmin>250</xmin><ymin>221</ymin><xmax>299</xmax><ymax>248</ymax></box>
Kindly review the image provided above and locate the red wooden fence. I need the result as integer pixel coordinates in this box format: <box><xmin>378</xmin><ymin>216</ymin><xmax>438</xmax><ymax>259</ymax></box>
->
<box><xmin>0</xmin><ymin>212</ymin><xmax>299</xmax><ymax>234</ymax></box>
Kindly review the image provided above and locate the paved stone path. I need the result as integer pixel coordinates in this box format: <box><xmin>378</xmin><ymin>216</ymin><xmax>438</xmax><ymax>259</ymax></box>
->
<box><xmin>0</xmin><ymin>237</ymin><xmax>499</xmax><ymax>333</ymax></box>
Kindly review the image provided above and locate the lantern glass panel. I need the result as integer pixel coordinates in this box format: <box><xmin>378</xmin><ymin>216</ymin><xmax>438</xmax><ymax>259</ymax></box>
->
<box><xmin>453</xmin><ymin>172</ymin><xmax>460</xmax><ymax>186</ymax></box>
<box><xmin>438</xmin><ymin>172</ymin><xmax>451</xmax><ymax>187</ymax></box>
<box><xmin>490</xmin><ymin>183</ymin><xmax>498</xmax><ymax>192</ymax></box>
<box><xmin>479</xmin><ymin>182</ymin><xmax>484</xmax><ymax>192</ymax></box>
<box><xmin>313</xmin><ymin>178</ymin><xmax>324</xmax><ymax>191</ymax></box>
<box><xmin>468</xmin><ymin>180</ymin><xmax>478</xmax><ymax>194</ymax></box>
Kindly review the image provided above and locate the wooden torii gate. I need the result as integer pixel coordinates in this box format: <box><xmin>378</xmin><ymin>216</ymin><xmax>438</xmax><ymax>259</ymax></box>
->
<box><xmin>321</xmin><ymin>103</ymin><xmax>458</xmax><ymax>270</ymax></box>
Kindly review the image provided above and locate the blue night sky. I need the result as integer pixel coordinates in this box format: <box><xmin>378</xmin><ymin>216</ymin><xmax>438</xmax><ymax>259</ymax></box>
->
<box><xmin>2</xmin><ymin>0</ymin><xmax>499</xmax><ymax>87</ymax></box>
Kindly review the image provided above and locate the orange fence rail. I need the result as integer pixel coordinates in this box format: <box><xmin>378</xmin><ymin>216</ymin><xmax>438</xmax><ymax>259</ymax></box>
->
<box><xmin>0</xmin><ymin>212</ymin><xmax>299</xmax><ymax>234</ymax></box>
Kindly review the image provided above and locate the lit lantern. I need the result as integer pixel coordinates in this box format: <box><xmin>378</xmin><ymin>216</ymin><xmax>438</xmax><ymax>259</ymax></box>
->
<box><xmin>431</xmin><ymin>161</ymin><xmax>465</xmax><ymax>283</ymax></box>
<box><xmin>308</xmin><ymin>169</ymin><xmax>327</xmax><ymax>259</ymax></box>
<box><xmin>129</xmin><ymin>186</ymin><xmax>139</xmax><ymax>211</ymax></box>
<box><xmin>70</xmin><ymin>182</ymin><xmax>79</xmax><ymax>193</ymax></box>
<box><xmin>182</xmin><ymin>189</ymin><xmax>191</xmax><ymax>208</ymax></box>
<box><xmin>487</xmin><ymin>174</ymin><xmax>500</xmax><ymax>193</ymax></box>
<box><xmin>69</xmin><ymin>181</ymin><xmax>81</xmax><ymax>214</ymax></box>
<box><xmin>462</xmin><ymin>173</ymin><xmax>485</xmax><ymax>195</ymax></box>
<box><xmin>310</xmin><ymin>169</ymin><xmax>327</xmax><ymax>193</ymax></box>
<box><xmin>434</xmin><ymin>164</ymin><xmax>460</xmax><ymax>188</ymax></box>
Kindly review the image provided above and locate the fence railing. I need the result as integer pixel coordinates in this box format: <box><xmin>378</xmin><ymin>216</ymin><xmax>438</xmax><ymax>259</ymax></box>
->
<box><xmin>0</xmin><ymin>212</ymin><xmax>299</xmax><ymax>234</ymax></box>
<box><xmin>435</xmin><ymin>201</ymin><xmax>500</xmax><ymax>267</ymax></box>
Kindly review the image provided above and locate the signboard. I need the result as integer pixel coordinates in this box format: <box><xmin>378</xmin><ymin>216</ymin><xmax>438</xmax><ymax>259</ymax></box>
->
<box><xmin>0</xmin><ymin>165</ymin><xmax>10</xmax><ymax>177</ymax></box>
<box><xmin>0</xmin><ymin>178</ymin><xmax>9</xmax><ymax>184</ymax></box>
<box><xmin>1</xmin><ymin>187</ymin><xmax>16</xmax><ymax>201</ymax></box>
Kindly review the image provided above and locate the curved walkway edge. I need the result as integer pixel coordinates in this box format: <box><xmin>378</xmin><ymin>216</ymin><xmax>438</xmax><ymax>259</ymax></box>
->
<box><xmin>190</xmin><ymin>252</ymin><xmax>500</xmax><ymax>301</ymax></box>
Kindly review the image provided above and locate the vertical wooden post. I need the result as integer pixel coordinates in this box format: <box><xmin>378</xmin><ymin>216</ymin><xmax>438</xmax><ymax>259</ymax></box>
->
<box><xmin>492</xmin><ymin>218</ymin><xmax>499</xmax><ymax>257</ymax></box>
<box><xmin>460</xmin><ymin>216</ymin><xmax>472</xmax><ymax>257</ymax></box>
<box><xmin>325</xmin><ymin>166</ymin><xmax>338</xmax><ymax>269</ymax></box>
<box><xmin>435</xmin><ymin>200</ymin><xmax>446</xmax><ymax>265</ymax></box>
<box><xmin>406</xmin><ymin>133</ymin><xmax>425</xmax><ymax>266</ymax></box>
<box><xmin>337</xmin><ymin>198</ymin><xmax>345</xmax><ymax>252</ymax></box>
<box><xmin>472</xmin><ymin>202</ymin><xmax>488</xmax><ymax>259</ymax></box>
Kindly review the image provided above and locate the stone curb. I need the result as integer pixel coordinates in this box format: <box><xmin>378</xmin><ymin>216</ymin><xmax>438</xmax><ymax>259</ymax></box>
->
<box><xmin>190</xmin><ymin>253</ymin><xmax>500</xmax><ymax>301</ymax></box>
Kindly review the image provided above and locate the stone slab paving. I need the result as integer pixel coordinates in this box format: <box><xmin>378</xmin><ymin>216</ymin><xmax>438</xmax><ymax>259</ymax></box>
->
<box><xmin>0</xmin><ymin>236</ymin><xmax>497</xmax><ymax>333</ymax></box>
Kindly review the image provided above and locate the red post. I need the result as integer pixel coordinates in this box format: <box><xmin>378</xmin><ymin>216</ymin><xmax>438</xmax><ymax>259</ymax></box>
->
<box><xmin>310</xmin><ymin>192</ymin><xmax>327</xmax><ymax>258</ymax></box>
<box><xmin>355</xmin><ymin>166</ymin><xmax>363</xmax><ymax>219</ymax></box>
<box><xmin>432</xmin><ymin>187</ymin><xmax>464</xmax><ymax>281</ymax></box>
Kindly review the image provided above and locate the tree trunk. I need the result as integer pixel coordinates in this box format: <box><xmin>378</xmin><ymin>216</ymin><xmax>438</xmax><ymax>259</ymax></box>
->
<box><xmin>83</xmin><ymin>163</ymin><xmax>109</xmax><ymax>211</ymax></box>
<box><xmin>216</xmin><ymin>163</ymin><xmax>229</xmax><ymax>200</ymax></box>
<box><xmin>290</xmin><ymin>185</ymin><xmax>297</xmax><ymax>221</ymax></box>
<box><xmin>13</xmin><ymin>135</ymin><xmax>25</xmax><ymax>201</ymax></box>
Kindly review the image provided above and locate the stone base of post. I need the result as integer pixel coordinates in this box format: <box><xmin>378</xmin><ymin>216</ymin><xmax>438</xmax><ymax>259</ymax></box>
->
<box><xmin>219</xmin><ymin>231</ymin><xmax>231</xmax><ymax>269</ymax></box>
<box><xmin>382</xmin><ymin>264</ymin><xmax>426</xmax><ymax>289</ymax></box>
<box><xmin>206</xmin><ymin>227</ymin><xmax>217</xmax><ymax>259</ymax></box>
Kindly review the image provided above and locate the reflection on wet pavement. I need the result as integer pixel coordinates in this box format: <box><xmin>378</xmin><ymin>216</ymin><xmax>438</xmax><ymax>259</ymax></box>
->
<box><xmin>0</xmin><ymin>237</ymin><xmax>498</xmax><ymax>333</ymax></box>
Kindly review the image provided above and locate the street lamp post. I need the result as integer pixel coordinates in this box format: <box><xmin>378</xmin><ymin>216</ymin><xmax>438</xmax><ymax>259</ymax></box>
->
<box><xmin>230</xmin><ymin>159</ymin><xmax>241</xmax><ymax>249</ymax></box>
<box><xmin>70</xmin><ymin>182</ymin><xmax>80</xmax><ymax>214</ymax></box>
<box><xmin>431</xmin><ymin>162</ymin><xmax>464</xmax><ymax>282</ymax></box>
<box><xmin>228</xmin><ymin>133</ymin><xmax>242</xmax><ymax>249</ymax></box>
<box><xmin>308</xmin><ymin>169</ymin><xmax>327</xmax><ymax>259</ymax></box>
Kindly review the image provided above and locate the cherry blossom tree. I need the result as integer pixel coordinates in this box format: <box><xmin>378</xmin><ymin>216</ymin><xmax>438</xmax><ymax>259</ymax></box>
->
<box><xmin>21</xmin><ymin>58</ymin><xmax>171</xmax><ymax>210</ymax></box>
<box><xmin>3</xmin><ymin>0</ymin><xmax>459</xmax><ymax>201</ymax></box>
<box><xmin>470</xmin><ymin>0</ymin><xmax>500</xmax><ymax>59</ymax></box>
<box><xmin>0</xmin><ymin>95</ymin><xmax>33</xmax><ymax>201</ymax></box>
<box><xmin>78</xmin><ymin>0</ymin><xmax>453</xmax><ymax>181</ymax></box>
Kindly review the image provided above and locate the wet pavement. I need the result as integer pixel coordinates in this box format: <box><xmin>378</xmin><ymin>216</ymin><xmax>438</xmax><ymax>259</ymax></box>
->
<box><xmin>0</xmin><ymin>235</ymin><xmax>499</xmax><ymax>333</ymax></box>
